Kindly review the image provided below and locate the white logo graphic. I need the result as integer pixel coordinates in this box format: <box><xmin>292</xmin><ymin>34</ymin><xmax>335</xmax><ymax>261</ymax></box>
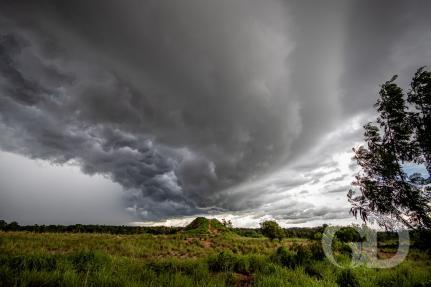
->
<box><xmin>322</xmin><ymin>225</ymin><xmax>409</xmax><ymax>268</ymax></box>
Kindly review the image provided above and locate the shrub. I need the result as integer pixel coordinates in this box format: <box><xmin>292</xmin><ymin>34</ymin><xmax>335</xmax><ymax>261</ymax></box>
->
<box><xmin>272</xmin><ymin>247</ymin><xmax>297</xmax><ymax>268</ymax></box>
<box><xmin>147</xmin><ymin>261</ymin><xmax>178</xmax><ymax>273</ymax></box>
<box><xmin>295</xmin><ymin>245</ymin><xmax>313</xmax><ymax>266</ymax></box>
<box><xmin>234</xmin><ymin>256</ymin><xmax>250</xmax><ymax>274</ymax></box>
<box><xmin>304</xmin><ymin>264</ymin><xmax>323</xmax><ymax>280</ymax></box>
<box><xmin>309</xmin><ymin>242</ymin><xmax>325</xmax><ymax>261</ymax></box>
<box><xmin>69</xmin><ymin>250</ymin><xmax>109</xmax><ymax>273</ymax></box>
<box><xmin>272</xmin><ymin>244</ymin><xmax>325</xmax><ymax>270</ymax></box>
<box><xmin>233</xmin><ymin>229</ymin><xmax>262</xmax><ymax>238</ymax></box>
<box><xmin>338</xmin><ymin>242</ymin><xmax>354</xmax><ymax>259</ymax></box>
<box><xmin>208</xmin><ymin>251</ymin><xmax>237</xmax><ymax>272</ymax></box>
<box><xmin>260</xmin><ymin>262</ymin><xmax>278</xmax><ymax>275</ymax></box>
<box><xmin>248</xmin><ymin>255</ymin><xmax>270</xmax><ymax>274</ymax></box>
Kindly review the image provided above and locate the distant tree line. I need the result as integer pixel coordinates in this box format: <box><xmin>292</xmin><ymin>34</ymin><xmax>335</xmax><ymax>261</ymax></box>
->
<box><xmin>4</xmin><ymin>218</ymin><xmax>428</xmax><ymax>249</ymax></box>
<box><xmin>235</xmin><ymin>225</ymin><xmax>331</xmax><ymax>240</ymax></box>
<box><xmin>0</xmin><ymin>219</ymin><xmax>330</xmax><ymax>239</ymax></box>
<box><xmin>0</xmin><ymin>220</ymin><xmax>181</xmax><ymax>235</ymax></box>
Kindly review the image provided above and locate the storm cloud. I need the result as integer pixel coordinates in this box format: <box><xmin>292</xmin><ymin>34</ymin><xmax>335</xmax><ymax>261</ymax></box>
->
<box><xmin>0</xmin><ymin>0</ymin><xmax>430</xmax><ymax>224</ymax></box>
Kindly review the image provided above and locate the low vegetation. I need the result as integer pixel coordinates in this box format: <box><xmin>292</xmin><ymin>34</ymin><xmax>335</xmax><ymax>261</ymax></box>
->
<box><xmin>1</xmin><ymin>218</ymin><xmax>431</xmax><ymax>286</ymax></box>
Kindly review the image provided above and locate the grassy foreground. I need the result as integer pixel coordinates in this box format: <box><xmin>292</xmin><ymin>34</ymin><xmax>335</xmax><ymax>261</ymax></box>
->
<box><xmin>1</xmin><ymin>230</ymin><xmax>431</xmax><ymax>287</ymax></box>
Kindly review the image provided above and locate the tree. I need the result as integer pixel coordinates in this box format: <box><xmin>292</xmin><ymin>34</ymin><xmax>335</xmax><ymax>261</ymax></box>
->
<box><xmin>0</xmin><ymin>220</ymin><xmax>7</xmax><ymax>230</ymax></box>
<box><xmin>349</xmin><ymin>68</ymin><xmax>431</xmax><ymax>230</ymax></box>
<box><xmin>7</xmin><ymin>221</ymin><xmax>20</xmax><ymax>231</ymax></box>
<box><xmin>260</xmin><ymin>220</ymin><xmax>285</xmax><ymax>241</ymax></box>
<box><xmin>221</xmin><ymin>218</ymin><xmax>233</xmax><ymax>229</ymax></box>
<box><xmin>408</xmin><ymin>67</ymin><xmax>431</xmax><ymax>176</ymax></box>
<box><xmin>335</xmin><ymin>227</ymin><xmax>362</xmax><ymax>243</ymax></box>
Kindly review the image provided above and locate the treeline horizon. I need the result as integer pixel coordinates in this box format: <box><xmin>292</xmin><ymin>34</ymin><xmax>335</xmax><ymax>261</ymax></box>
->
<box><xmin>0</xmin><ymin>218</ymin><xmax>334</xmax><ymax>237</ymax></box>
<box><xmin>0</xmin><ymin>218</ymin><xmax>399</xmax><ymax>240</ymax></box>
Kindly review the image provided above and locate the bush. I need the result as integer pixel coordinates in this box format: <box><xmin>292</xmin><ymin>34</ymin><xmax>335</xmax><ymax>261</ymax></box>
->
<box><xmin>207</xmin><ymin>252</ymin><xmax>269</xmax><ymax>275</ymax></box>
<box><xmin>208</xmin><ymin>251</ymin><xmax>237</xmax><ymax>272</ymax></box>
<box><xmin>69</xmin><ymin>250</ymin><xmax>109</xmax><ymax>273</ymax></box>
<box><xmin>260</xmin><ymin>262</ymin><xmax>278</xmax><ymax>275</ymax></box>
<box><xmin>248</xmin><ymin>255</ymin><xmax>270</xmax><ymax>274</ymax></box>
<box><xmin>309</xmin><ymin>242</ymin><xmax>325</xmax><ymax>261</ymax></box>
<box><xmin>147</xmin><ymin>261</ymin><xmax>178</xmax><ymax>273</ymax></box>
<box><xmin>294</xmin><ymin>245</ymin><xmax>313</xmax><ymax>266</ymax></box>
<box><xmin>271</xmin><ymin>244</ymin><xmax>325</xmax><ymax>270</ymax></box>
<box><xmin>272</xmin><ymin>247</ymin><xmax>297</xmax><ymax>268</ymax></box>
<box><xmin>337</xmin><ymin>242</ymin><xmax>354</xmax><ymax>259</ymax></box>
<box><xmin>304</xmin><ymin>264</ymin><xmax>323</xmax><ymax>280</ymax></box>
<box><xmin>233</xmin><ymin>229</ymin><xmax>263</xmax><ymax>238</ymax></box>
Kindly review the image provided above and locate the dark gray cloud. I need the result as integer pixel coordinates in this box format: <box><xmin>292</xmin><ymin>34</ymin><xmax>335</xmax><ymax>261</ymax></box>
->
<box><xmin>0</xmin><ymin>0</ymin><xmax>430</xmax><ymax>224</ymax></box>
<box><xmin>0</xmin><ymin>0</ymin><xmax>296</xmax><ymax>220</ymax></box>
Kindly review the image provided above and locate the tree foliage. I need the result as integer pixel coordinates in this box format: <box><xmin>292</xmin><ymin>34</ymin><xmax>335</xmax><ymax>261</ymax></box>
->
<box><xmin>335</xmin><ymin>227</ymin><xmax>362</xmax><ymax>243</ymax></box>
<box><xmin>260</xmin><ymin>220</ymin><xmax>285</xmax><ymax>241</ymax></box>
<box><xmin>349</xmin><ymin>67</ymin><xmax>431</xmax><ymax>230</ymax></box>
<box><xmin>408</xmin><ymin>67</ymin><xmax>431</xmax><ymax>174</ymax></box>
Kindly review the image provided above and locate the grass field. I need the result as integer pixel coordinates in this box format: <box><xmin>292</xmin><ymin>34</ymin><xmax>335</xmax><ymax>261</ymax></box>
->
<box><xmin>1</xmin><ymin>229</ymin><xmax>431</xmax><ymax>287</ymax></box>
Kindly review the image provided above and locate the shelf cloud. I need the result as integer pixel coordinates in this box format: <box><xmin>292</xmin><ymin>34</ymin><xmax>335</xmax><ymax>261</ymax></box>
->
<box><xmin>0</xmin><ymin>0</ymin><xmax>430</xmax><ymax>225</ymax></box>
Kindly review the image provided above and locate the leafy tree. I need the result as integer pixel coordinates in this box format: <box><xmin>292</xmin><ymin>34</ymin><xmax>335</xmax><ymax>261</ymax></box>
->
<box><xmin>221</xmin><ymin>218</ymin><xmax>233</xmax><ymax>229</ymax></box>
<box><xmin>7</xmin><ymin>221</ymin><xmax>20</xmax><ymax>231</ymax></box>
<box><xmin>0</xmin><ymin>219</ymin><xmax>7</xmax><ymax>230</ymax></box>
<box><xmin>349</xmin><ymin>68</ymin><xmax>431</xmax><ymax>230</ymax></box>
<box><xmin>408</xmin><ymin>67</ymin><xmax>431</xmax><ymax>176</ymax></box>
<box><xmin>260</xmin><ymin>220</ymin><xmax>285</xmax><ymax>241</ymax></box>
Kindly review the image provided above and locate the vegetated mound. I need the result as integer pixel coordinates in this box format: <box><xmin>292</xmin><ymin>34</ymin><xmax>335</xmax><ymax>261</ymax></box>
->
<box><xmin>184</xmin><ymin>217</ymin><xmax>226</xmax><ymax>235</ymax></box>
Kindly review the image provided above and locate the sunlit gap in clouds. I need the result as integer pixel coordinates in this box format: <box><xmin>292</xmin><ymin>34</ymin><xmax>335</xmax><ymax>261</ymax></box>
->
<box><xmin>131</xmin><ymin>114</ymin><xmax>367</xmax><ymax>227</ymax></box>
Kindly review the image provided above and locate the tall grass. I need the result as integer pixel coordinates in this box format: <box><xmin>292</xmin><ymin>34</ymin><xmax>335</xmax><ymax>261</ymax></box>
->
<box><xmin>0</xmin><ymin>231</ymin><xmax>430</xmax><ymax>286</ymax></box>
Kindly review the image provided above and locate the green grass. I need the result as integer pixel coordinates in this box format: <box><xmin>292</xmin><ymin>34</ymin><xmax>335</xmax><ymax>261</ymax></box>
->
<box><xmin>0</xmin><ymin>231</ymin><xmax>430</xmax><ymax>287</ymax></box>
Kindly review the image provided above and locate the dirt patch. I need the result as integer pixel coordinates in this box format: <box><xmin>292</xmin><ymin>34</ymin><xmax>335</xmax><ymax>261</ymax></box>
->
<box><xmin>208</xmin><ymin>220</ymin><xmax>220</xmax><ymax>235</ymax></box>
<box><xmin>377</xmin><ymin>251</ymin><xmax>396</xmax><ymax>259</ymax></box>
<box><xmin>201</xmin><ymin>239</ymin><xmax>211</xmax><ymax>248</ymax></box>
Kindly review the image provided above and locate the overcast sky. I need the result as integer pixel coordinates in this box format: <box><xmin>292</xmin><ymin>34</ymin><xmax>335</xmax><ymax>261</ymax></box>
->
<box><xmin>0</xmin><ymin>0</ymin><xmax>430</xmax><ymax>227</ymax></box>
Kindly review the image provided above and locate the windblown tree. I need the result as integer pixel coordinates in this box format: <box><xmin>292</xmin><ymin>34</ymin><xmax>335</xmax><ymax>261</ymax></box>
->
<box><xmin>349</xmin><ymin>67</ymin><xmax>431</xmax><ymax>230</ymax></box>
<box><xmin>408</xmin><ymin>67</ymin><xmax>431</xmax><ymax>176</ymax></box>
